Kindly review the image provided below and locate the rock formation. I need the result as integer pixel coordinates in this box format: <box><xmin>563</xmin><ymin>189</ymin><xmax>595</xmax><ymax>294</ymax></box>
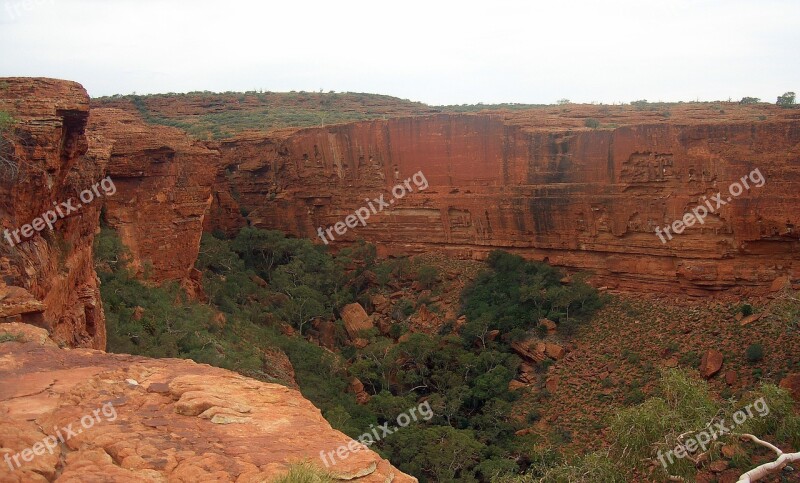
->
<box><xmin>88</xmin><ymin>108</ymin><xmax>218</xmax><ymax>285</ymax></box>
<box><xmin>0</xmin><ymin>78</ymin><xmax>106</xmax><ymax>349</ymax></box>
<box><xmin>340</xmin><ymin>302</ymin><xmax>373</xmax><ymax>339</ymax></box>
<box><xmin>0</xmin><ymin>79</ymin><xmax>415</xmax><ymax>481</ymax></box>
<box><xmin>0</xmin><ymin>323</ymin><xmax>415</xmax><ymax>482</ymax></box>
<box><xmin>204</xmin><ymin>109</ymin><xmax>800</xmax><ymax>294</ymax></box>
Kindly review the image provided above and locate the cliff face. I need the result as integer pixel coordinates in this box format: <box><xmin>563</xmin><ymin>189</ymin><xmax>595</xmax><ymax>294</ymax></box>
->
<box><xmin>88</xmin><ymin>108</ymin><xmax>218</xmax><ymax>287</ymax></box>
<box><xmin>209</xmin><ymin>113</ymin><xmax>800</xmax><ymax>294</ymax></box>
<box><xmin>0</xmin><ymin>323</ymin><xmax>416</xmax><ymax>482</ymax></box>
<box><xmin>0</xmin><ymin>78</ymin><xmax>106</xmax><ymax>349</ymax></box>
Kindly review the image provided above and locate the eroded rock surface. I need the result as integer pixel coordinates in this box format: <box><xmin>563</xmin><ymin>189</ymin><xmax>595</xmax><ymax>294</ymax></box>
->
<box><xmin>206</xmin><ymin>110</ymin><xmax>800</xmax><ymax>294</ymax></box>
<box><xmin>87</xmin><ymin>108</ymin><xmax>218</xmax><ymax>285</ymax></box>
<box><xmin>0</xmin><ymin>77</ymin><xmax>106</xmax><ymax>349</ymax></box>
<box><xmin>0</xmin><ymin>325</ymin><xmax>416</xmax><ymax>482</ymax></box>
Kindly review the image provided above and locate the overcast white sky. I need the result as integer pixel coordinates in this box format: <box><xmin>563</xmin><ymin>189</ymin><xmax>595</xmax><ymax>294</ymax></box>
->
<box><xmin>1</xmin><ymin>0</ymin><xmax>797</xmax><ymax>105</ymax></box>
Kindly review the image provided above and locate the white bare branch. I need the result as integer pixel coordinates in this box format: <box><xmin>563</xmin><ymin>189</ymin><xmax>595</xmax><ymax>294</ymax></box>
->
<box><xmin>734</xmin><ymin>433</ymin><xmax>800</xmax><ymax>483</ymax></box>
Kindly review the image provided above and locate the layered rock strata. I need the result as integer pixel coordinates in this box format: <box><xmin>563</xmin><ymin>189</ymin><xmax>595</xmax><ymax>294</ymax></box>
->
<box><xmin>88</xmin><ymin>108</ymin><xmax>218</xmax><ymax>285</ymax></box>
<box><xmin>207</xmin><ymin>113</ymin><xmax>800</xmax><ymax>294</ymax></box>
<box><xmin>0</xmin><ymin>78</ymin><xmax>106</xmax><ymax>349</ymax></box>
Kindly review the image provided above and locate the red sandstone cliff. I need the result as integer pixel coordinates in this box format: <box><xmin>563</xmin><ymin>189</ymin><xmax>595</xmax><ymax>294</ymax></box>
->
<box><xmin>88</xmin><ymin>108</ymin><xmax>218</xmax><ymax>288</ymax></box>
<box><xmin>0</xmin><ymin>78</ymin><xmax>106</xmax><ymax>349</ymax></box>
<box><xmin>207</xmin><ymin>111</ymin><xmax>800</xmax><ymax>294</ymax></box>
<box><xmin>0</xmin><ymin>78</ymin><xmax>415</xmax><ymax>482</ymax></box>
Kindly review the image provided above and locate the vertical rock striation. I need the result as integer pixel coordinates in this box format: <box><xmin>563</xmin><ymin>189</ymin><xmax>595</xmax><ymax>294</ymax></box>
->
<box><xmin>88</xmin><ymin>108</ymin><xmax>218</xmax><ymax>288</ymax></box>
<box><xmin>209</xmin><ymin>113</ymin><xmax>800</xmax><ymax>294</ymax></box>
<box><xmin>0</xmin><ymin>77</ymin><xmax>107</xmax><ymax>349</ymax></box>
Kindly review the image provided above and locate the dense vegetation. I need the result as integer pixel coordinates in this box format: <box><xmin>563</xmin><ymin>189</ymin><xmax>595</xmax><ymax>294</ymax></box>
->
<box><xmin>97</xmin><ymin>228</ymin><xmax>609</xmax><ymax>481</ymax></box>
<box><xmin>96</xmin><ymin>228</ymin><xmax>800</xmax><ymax>481</ymax></box>
<box><xmin>94</xmin><ymin>91</ymin><xmax>431</xmax><ymax>139</ymax></box>
<box><xmin>461</xmin><ymin>250</ymin><xmax>603</xmax><ymax>341</ymax></box>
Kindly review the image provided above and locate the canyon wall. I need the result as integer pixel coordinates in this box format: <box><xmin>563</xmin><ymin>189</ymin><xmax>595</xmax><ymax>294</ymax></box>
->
<box><xmin>1</xmin><ymin>78</ymin><xmax>415</xmax><ymax>482</ymax></box>
<box><xmin>88</xmin><ymin>108</ymin><xmax>218</xmax><ymax>290</ymax></box>
<box><xmin>209</xmin><ymin>113</ymin><xmax>800</xmax><ymax>294</ymax></box>
<box><xmin>0</xmin><ymin>78</ymin><xmax>107</xmax><ymax>349</ymax></box>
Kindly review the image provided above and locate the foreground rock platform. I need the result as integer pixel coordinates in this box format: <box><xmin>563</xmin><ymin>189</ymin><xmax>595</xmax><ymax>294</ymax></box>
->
<box><xmin>0</xmin><ymin>324</ymin><xmax>415</xmax><ymax>482</ymax></box>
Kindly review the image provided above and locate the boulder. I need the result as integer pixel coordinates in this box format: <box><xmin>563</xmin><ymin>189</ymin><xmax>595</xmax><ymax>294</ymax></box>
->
<box><xmin>739</xmin><ymin>313</ymin><xmax>763</xmax><ymax>326</ymax></box>
<box><xmin>312</xmin><ymin>318</ymin><xmax>336</xmax><ymax>349</ymax></box>
<box><xmin>511</xmin><ymin>340</ymin><xmax>546</xmax><ymax>363</ymax></box>
<box><xmin>349</xmin><ymin>378</ymin><xmax>371</xmax><ymax>405</ymax></box>
<box><xmin>779</xmin><ymin>373</ymin><xmax>800</xmax><ymax>402</ymax></box>
<box><xmin>377</xmin><ymin>317</ymin><xmax>392</xmax><ymax>336</ymax></box>
<box><xmin>770</xmin><ymin>275</ymin><xmax>790</xmax><ymax>292</ymax></box>
<box><xmin>699</xmin><ymin>350</ymin><xmax>724</xmax><ymax>379</ymax></box>
<box><xmin>539</xmin><ymin>318</ymin><xmax>557</xmax><ymax>334</ymax></box>
<box><xmin>340</xmin><ymin>303</ymin><xmax>373</xmax><ymax>338</ymax></box>
<box><xmin>371</xmin><ymin>294</ymin><xmax>390</xmax><ymax>312</ymax></box>
<box><xmin>545</xmin><ymin>343</ymin><xmax>566</xmax><ymax>360</ymax></box>
<box><xmin>508</xmin><ymin>380</ymin><xmax>527</xmax><ymax>391</ymax></box>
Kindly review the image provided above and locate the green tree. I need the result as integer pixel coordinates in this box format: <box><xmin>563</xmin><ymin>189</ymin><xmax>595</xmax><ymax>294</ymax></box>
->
<box><xmin>777</xmin><ymin>91</ymin><xmax>796</xmax><ymax>107</ymax></box>
<box><xmin>384</xmin><ymin>426</ymin><xmax>485</xmax><ymax>482</ymax></box>
<box><xmin>415</xmin><ymin>264</ymin><xmax>439</xmax><ymax>289</ymax></box>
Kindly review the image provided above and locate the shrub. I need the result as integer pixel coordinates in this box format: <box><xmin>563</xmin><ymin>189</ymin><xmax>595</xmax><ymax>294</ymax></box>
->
<box><xmin>745</xmin><ymin>343</ymin><xmax>764</xmax><ymax>363</ymax></box>
<box><xmin>678</xmin><ymin>351</ymin><xmax>701</xmax><ymax>367</ymax></box>
<box><xmin>0</xmin><ymin>333</ymin><xmax>23</xmax><ymax>343</ymax></box>
<box><xmin>624</xmin><ymin>387</ymin><xmax>646</xmax><ymax>405</ymax></box>
<box><xmin>664</xmin><ymin>341</ymin><xmax>680</xmax><ymax>354</ymax></box>
<box><xmin>388</xmin><ymin>321</ymin><xmax>407</xmax><ymax>339</ymax></box>
<box><xmin>584</xmin><ymin>118</ymin><xmax>600</xmax><ymax>129</ymax></box>
<box><xmin>392</xmin><ymin>299</ymin><xmax>414</xmax><ymax>321</ymax></box>
<box><xmin>415</xmin><ymin>264</ymin><xmax>438</xmax><ymax>289</ymax></box>
<box><xmin>0</xmin><ymin>111</ymin><xmax>14</xmax><ymax>131</ymax></box>
<box><xmin>622</xmin><ymin>349</ymin><xmax>641</xmax><ymax>364</ymax></box>
<box><xmin>739</xmin><ymin>96</ymin><xmax>760</xmax><ymax>104</ymax></box>
<box><xmin>740</xmin><ymin>303</ymin><xmax>754</xmax><ymax>316</ymax></box>
<box><xmin>526</xmin><ymin>409</ymin><xmax>542</xmax><ymax>423</ymax></box>
<box><xmin>273</xmin><ymin>462</ymin><xmax>333</xmax><ymax>483</ymax></box>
